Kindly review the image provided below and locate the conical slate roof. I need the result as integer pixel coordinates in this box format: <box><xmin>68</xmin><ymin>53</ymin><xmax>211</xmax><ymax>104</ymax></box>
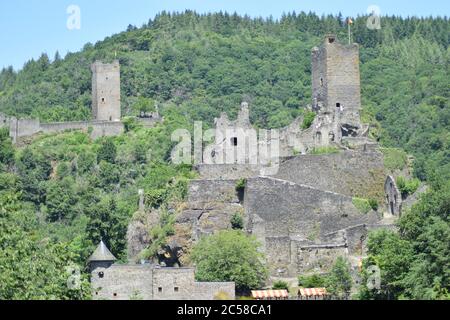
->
<box><xmin>88</xmin><ymin>240</ymin><xmax>117</xmax><ymax>262</ymax></box>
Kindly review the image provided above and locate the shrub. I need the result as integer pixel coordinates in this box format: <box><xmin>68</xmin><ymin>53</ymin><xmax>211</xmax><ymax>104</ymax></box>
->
<box><xmin>301</xmin><ymin>111</ymin><xmax>316</xmax><ymax>129</ymax></box>
<box><xmin>352</xmin><ymin>197</ymin><xmax>372</xmax><ymax>214</ymax></box>
<box><xmin>272</xmin><ymin>280</ymin><xmax>289</xmax><ymax>290</ymax></box>
<box><xmin>146</xmin><ymin>188</ymin><xmax>168</xmax><ymax>208</ymax></box>
<box><xmin>380</xmin><ymin>148</ymin><xmax>408</xmax><ymax>171</ymax></box>
<box><xmin>298</xmin><ymin>274</ymin><xmax>327</xmax><ymax>288</ymax></box>
<box><xmin>231</xmin><ymin>212</ymin><xmax>244</xmax><ymax>230</ymax></box>
<box><xmin>368</xmin><ymin>199</ymin><xmax>379</xmax><ymax>211</ymax></box>
<box><xmin>235</xmin><ymin>178</ymin><xmax>247</xmax><ymax>192</ymax></box>
<box><xmin>311</xmin><ymin>146</ymin><xmax>340</xmax><ymax>155</ymax></box>
<box><xmin>396</xmin><ymin>176</ymin><xmax>420</xmax><ymax>197</ymax></box>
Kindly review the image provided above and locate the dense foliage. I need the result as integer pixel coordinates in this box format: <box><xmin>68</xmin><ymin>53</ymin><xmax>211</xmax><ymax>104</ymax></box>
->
<box><xmin>191</xmin><ymin>230</ymin><xmax>268</xmax><ymax>294</ymax></box>
<box><xmin>0</xmin><ymin>11</ymin><xmax>448</xmax><ymax>299</ymax></box>
<box><xmin>359</xmin><ymin>180</ymin><xmax>450</xmax><ymax>300</ymax></box>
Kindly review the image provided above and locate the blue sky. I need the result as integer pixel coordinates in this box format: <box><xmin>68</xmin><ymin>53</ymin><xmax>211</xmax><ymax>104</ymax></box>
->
<box><xmin>0</xmin><ymin>0</ymin><xmax>448</xmax><ymax>71</ymax></box>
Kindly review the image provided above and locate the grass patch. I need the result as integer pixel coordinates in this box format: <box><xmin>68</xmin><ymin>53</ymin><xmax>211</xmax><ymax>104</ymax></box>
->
<box><xmin>380</xmin><ymin>147</ymin><xmax>408</xmax><ymax>171</ymax></box>
<box><xmin>301</xmin><ymin>111</ymin><xmax>316</xmax><ymax>129</ymax></box>
<box><xmin>352</xmin><ymin>197</ymin><xmax>373</xmax><ymax>214</ymax></box>
<box><xmin>311</xmin><ymin>146</ymin><xmax>340</xmax><ymax>155</ymax></box>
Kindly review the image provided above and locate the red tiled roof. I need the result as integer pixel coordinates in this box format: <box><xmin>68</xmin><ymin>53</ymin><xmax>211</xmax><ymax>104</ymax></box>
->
<box><xmin>299</xmin><ymin>288</ymin><xmax>328</xmax><ymax>297</ymax></box>
<box><xmin>251</xmin><ymin>290</ymin><xmax>289</xmax><ymax>299</ymax></box>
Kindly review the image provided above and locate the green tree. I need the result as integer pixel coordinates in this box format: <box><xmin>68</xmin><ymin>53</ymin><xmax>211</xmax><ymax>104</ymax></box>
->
<box><xmin>97</xmin><ymin>138</ymin><xmax>117</xmax><ymax>164</ymax></box>
<box><xmin>191</xmin><ymin>230</ymin><xmax>268</xmax><ymax>294</ymax></box>
<box><xmin>0</xmin><ymin>190</ymin><xmax>91</xmax><ymax>299</ymax></box>
<box><xmin>326</xmin><ymin>257</ymin><xmax>353</xmax><ymax>299</ymax></box>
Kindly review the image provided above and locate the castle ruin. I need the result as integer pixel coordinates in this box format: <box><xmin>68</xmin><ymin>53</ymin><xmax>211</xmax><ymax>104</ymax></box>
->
<box><xmin>143</xmin><ymin>35</ymin><xmax>405</xmax><ymax>287</ymax></box>
<box><xmin>88</xmin><ymin>241</ymin><xmax>235</xmax><ymax>300</ymax></box>
<box><xmin>2</xmin><ymin>60</ymin><xmax>161</xmax><ymax>144</ymax></box>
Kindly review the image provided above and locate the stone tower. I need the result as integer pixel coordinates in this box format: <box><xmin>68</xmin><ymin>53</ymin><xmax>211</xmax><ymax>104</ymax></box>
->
<box><xmin>91</xmin><ymin>60</ymin><xmax>121</xmax><ymax>122</ymax></box>
<box><xmin>311</xmin><ymin>35</ymin><xmax>362</xmax><ymax>137</ymax></box>
<box><xmin>88</xmin><ymin>240</ymin><xmax>117</xmax><ymax>272</ymax></box>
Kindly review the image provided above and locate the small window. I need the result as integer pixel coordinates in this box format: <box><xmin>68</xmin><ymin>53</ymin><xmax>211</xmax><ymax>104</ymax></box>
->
<box><xmin>158</xmin><ymin>287</ymin><xmax>163</xmax><ymax>293</ymax></box>
<box><xmin>336</xmin><ymin>103</ymin><xmax>341</xmax><ymax>109</ymax></box>
<box><xmin>231</xmin><ymin>137</ymin><xmax>238</xmax><ymax>146</ymax></box>
<box><xmin>174</xmin><ymin>287</ymin><xmax>179</xmax><ymax>293</ymax></box>
<box><xmin>98</xmin><ymin>272</ymin><xmax>104</xmax><ymax>278</ymax></box>
<box><xmin>328</xmin><ymin>37</ymin><xmax>335</xmax><ymax>44</ymax></box>
<box><xmin>320</xmin><ymin>78</ymin><xmax>323</xmax><ymax>87</ymax></box>
<box><xmin>109</xmin><ymin>116</ymin><xmax>112</xmax><ymax>121</ymax></box>
<box><xmin>113</xmin><ymin>293</ymin><xmax>117</xmax><ymax>297</ymax></box>
<box><xmin>101</xmin><ymin>97</ymin><xmax>105</xmax><ymax>103</ymax></box>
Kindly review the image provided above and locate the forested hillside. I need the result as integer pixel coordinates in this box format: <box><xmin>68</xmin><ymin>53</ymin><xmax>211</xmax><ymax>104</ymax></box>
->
<box><xmin>0</xmin><ymin>11</ymin><xmax>448</xmax><ymax>300</ymax></box>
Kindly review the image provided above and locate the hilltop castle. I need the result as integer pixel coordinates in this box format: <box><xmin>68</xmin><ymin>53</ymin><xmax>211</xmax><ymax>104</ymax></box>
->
<box><xmin>2</xmin><ymin>34</ymin><xmax>411</xmax><ymax>299</ymax></box>
<box><xmin>1</xmin><ymin>60</ymin><xmax>161</xmax><ymax>144</ymax></box>
<box><xmin>128</xmin><ymin>35</ymin><xmax>405</xmax><ymax>289</ymax></box>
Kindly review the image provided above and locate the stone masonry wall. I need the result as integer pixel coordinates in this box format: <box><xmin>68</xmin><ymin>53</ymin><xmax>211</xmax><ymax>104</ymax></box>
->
<box><xmin>244</xmin><ymin>176</ymin><xmax>381</xmax><ymax>241</ymax></box>
<box><xmin>91</xmin><ymin>61</ymin><xmax>121</xmax><ymax>121</ymax></box>
<box><xmin>194</xmin><ymin>282</ymin><xmax>236</xmax><ymax>300</ymax></box>
<box><xmin>91</xmin><ymin>264</ymin><xmax>154</xmax><ymax>300</ymax></box>
<box><xmin>91</xmin><ymin>265</ymin><xmax>235</xmax><ymax>300</ymax></box>
<box><xmin>188</xmin><ymin>179</ymin><xmax>239</xmax><ymax>205</ymax></box>
<box><xmin>274</xmin><ymin>150</ymin><xmax>386</xmax><ymax>201</ymax></box>
<box><xmin>9</xmin><ymin>118</ymin><xmax>124</xmax><ymax>143</ymax></box>
<box><xmin>152</xmin><ymin>268</ymin><xmax>196</xmax><ymax>300</ymax></box>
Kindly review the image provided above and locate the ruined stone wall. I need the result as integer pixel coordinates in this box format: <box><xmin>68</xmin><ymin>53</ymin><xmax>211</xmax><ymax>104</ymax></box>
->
<box><xmin>9</xmin><ymin>118</ymin><xmax>41</xmax><ymax>143</ymax></box>
<box><xmin>274</xmin><ymin>150</ymin><xmax>386</xmax><ymax>201</ymax></box>
<box><xmin>188</xmin><ymin>179</ymin><xmax>239</xmax><ymax>205</ymax></box>
<box><xmin>194</xmin><ymin>282</ymin><xmax>236</xmax><ymax>300</ymax></box>
<box><xmin>244</xmin><ymin>176</ymin><xmax>381</xmax><ymax>241</ymax></box>
<box><xmin>385</xmin><ymin>176</ymin><xmax>402</xmax><ymax>216</ymax></box>
<box><xmin>311</xmin><ymin>42</ymin><xmax>328</xmax><ymax>112</ymax></box>
<box><xmin>265</xmin><ymin>237</ymin><xmax>292</xmax><ymax>276</ymax></box>
<box><xmin>89</xmin><ymin>121</ymin><xmax>124</xmax><ymax>139</ymax></box>
<box><xmin>195</xmin><ymin>164</ymin><xmax>262</xmax><ymax>180</ymax></box>
<box><xmin>9</xmin><ymin>118</ymin><xmax>124</xmax><ymax>143</ymax></box>
<box><xmin>294</xmin><ymin>243</ymin><xmax>348</xmax><ymax>274</ymax></box>
<box><xmin>91</xmin><ymin>264</ymin><xmax>154</xmax><ymax>300</ymax></box>
<box><xmin>91</xmin><ymin>61</ymin><xmax>121</xmax><ymax>121</ymax></box>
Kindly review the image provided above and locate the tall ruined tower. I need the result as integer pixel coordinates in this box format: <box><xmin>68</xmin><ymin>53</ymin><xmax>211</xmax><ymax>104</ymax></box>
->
<box><xmin>311</xmin><ymin>35</ymin><xmax>362</xmax><ymax>137</ymax></box>
<box><xmin>91</xmin><ymin>60</ymin><xmax>121</xmax><ymax>121</ymax></box>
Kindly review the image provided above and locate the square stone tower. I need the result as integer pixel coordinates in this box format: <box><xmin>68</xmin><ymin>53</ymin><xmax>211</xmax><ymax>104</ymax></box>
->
<box><xmin>311</xmin><ymin>35</ymin><xmax>362</xmax><ymax>132</ymax></box>
<box><xmin>91</xmin><ymin>60</ymin><xmax>121</xmax><ymax>121</ymax></box>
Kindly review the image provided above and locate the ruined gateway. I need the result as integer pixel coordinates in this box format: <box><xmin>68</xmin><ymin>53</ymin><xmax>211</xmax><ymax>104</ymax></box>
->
<box><xmin>128</xmin><ymin>35</ymin><xmax>408</xmax><ymax>287</ymax></box>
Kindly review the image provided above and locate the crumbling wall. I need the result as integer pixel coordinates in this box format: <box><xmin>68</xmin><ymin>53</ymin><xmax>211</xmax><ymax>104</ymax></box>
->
<box><xmin>385</xmin><ymin>176</ymin><xmax>402</xmax><ymax>216</ymax></box>
<box><xmin>294</xmin><ymin>243</ymin><xmax>348</xmax><ymax>274</ymax></box>
<box><xmin>244</xmin><ymin>176</ymin><xmax>381</xmax><ymax>241</ymax></box>
<box><xmin>195</xmin><ymin>164</ymin><xmax>262</xmax><ymax>180</ymax></box>
<box><xmin>188</xmin><ymin>179</ymin><xmax>239</xmax><ymax>205</ymax></box>
<box><xmin>274</xmin><ymin>150</ymin><xmax>386</xmax><ymax>201</ymax></box>
<box><xmin>9</xmin><ymin>119</ymin><xmax>124</xmax><ymax>143</ymax></box>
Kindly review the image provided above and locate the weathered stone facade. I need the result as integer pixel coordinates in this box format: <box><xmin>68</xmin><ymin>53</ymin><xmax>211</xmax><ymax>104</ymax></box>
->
<box><xmin>8</xmin><ymin>118</ymin><xmax>125</xmax><ymax>143</ymax></box>
<box><xmin>385</xmin><ymin>176</ymin><xmax>402</xmax><ymax>216</ymax></box>
<box><xmin>89</xmin><ymin>242</ymin><xmax>235</xmax><ymax>300</ymax></box>
<box><xmin>91</xmin><ymin>60</ymin><xmax>121</xmax><ymax>122</ymax></box>
<box><xmin>162</xmin><ymin>35</ymin><xmax>399</xmax><ymax>281</ymax></box>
